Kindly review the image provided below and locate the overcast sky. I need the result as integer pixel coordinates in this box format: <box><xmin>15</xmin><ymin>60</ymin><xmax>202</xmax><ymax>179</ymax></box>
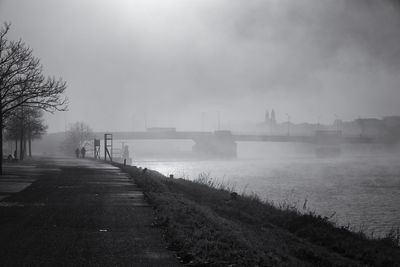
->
<box><xmin>1</xmin><ymin>0</ymin><xmax>400</xmax><ymax>132</ymax></box>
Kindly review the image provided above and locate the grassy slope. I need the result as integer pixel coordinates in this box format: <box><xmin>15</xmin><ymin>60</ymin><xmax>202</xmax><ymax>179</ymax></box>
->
<box><xmin>116</xmin><ymin>164</ymin><xmax>400</xmax><ymax>266</ymax></box>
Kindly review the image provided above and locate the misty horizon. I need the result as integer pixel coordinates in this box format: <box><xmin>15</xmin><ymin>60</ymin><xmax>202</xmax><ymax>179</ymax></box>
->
<box><xmin>2</xmin><ymin>1</ymin><xmax>400</xmax><ymax>265</ymax></box>
<box><xmin>1</xmin><ymin>0</ymin><xmax>400</xmax><ymax>133</ymax></box>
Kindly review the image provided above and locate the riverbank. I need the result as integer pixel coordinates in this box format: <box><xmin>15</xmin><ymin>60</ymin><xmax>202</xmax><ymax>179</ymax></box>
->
<box><xmin>116</xmin><ymin>163</ymin><xmax>400</xmax><ymax>266</ymax></box>
<box><xmin>134</xmin><ymin>154</ymin><xmax>400</xmax><ymax>236</ymax></box>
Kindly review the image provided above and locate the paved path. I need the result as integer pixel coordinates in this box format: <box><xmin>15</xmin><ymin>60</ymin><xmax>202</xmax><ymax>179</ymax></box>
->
<box><xmin>0</xmin><ymin>157</ymin><xmax>181</xmax><ymax>266</ymax></box>
<box><xmin>0</xmin><ymin>161</ymin><xmax>41</xmax><ymax>201</ymax></box>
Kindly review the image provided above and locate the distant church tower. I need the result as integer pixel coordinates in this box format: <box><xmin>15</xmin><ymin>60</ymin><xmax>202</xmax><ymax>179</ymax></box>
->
<box><xmin>265</xmin><ymin>110</ymin><xmax>270</xmax><ymax>124</ymax></box>
<box><xmin>270</xmin><ymin>109</ymin><xmax>276</xmax><ymax>125</ymax></box>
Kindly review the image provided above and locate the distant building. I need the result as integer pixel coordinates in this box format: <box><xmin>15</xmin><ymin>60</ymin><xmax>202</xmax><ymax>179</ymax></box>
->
<box><xmin>270</xmin><ymin>109</ymin><xmax>276</xmax><ymax>125</ymax></box>
<box><xmin>265</xmin><ymin>110</ymin><xmax>270</xmax><ymax>124</ymax></box>
<box><xmin>383</xmin><ymin>116</ymin><xmax>400</xmax><ymax>128</ymax></box>
<box><xmin>352</xmin><ymin>118</ymin><xmax>383</xmax><ymax>137</ymax></box>
<box><xmin>383</xmin><ymin>116</ymin><xmax>400</xmax><ymax>142</ymax></box>
<box><xmin>256</xmin><ymin>112</ymin><xmax>400</xmax><ymax>140</ymax></box>
<box><xmin>264</xmin><ymin>109</ymin><xmax>277</xmax><ymax>133</ymax></box>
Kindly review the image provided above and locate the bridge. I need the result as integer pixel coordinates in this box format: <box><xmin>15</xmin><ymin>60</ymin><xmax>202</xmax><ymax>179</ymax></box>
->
<box><xmin>93</xmin><ymin>130</ymin><xmax>378</xmax><ymax>158</ymax></box>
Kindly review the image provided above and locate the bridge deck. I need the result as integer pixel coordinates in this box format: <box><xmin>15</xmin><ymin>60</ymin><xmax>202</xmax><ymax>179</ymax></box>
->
<box><xmin>93</xmin><ymin>131</ymin><xmax>378</xmax><ymax>144</ymax></box>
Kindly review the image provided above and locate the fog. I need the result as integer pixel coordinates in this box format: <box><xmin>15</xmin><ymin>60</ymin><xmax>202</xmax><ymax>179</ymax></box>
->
<box><xmin>3</xmin><ymin>0</ymin><xmax>400</xmax><ymax>238</ymax></box>
<box><xmin>1</xmin><ymin>0</ymin><xmax>400</xmax><ymax>132</ymax></box>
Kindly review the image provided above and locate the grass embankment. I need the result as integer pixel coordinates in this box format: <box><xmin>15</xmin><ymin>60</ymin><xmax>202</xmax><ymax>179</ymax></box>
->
<box><xmin>115</xmin><ymin>163</ymin><xmax>400</xmax><ymax>266</ymax></box>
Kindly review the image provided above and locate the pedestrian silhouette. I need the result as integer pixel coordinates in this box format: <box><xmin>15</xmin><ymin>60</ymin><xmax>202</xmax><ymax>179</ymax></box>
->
<box><xmin>81</xmin><ymin>147</ymin><xmax>86</xmax><ymax>158</ymax></box>
<box><xmin>75</xmin><ymin>148</ymin><xmax>80</xmax><ymax>158</ymax></box>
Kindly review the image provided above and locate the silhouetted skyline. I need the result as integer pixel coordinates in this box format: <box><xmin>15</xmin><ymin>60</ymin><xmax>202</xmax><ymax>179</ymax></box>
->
<box><xmin>1</xmin><ymin>0</ymin><xmax>400</xmax><ymax>132</ymax></box>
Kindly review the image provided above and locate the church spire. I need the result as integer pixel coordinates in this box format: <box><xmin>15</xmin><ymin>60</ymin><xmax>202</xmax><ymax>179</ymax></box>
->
<box><xmin>265</xmin><ymin>110</ymin><xmax>270</xmax><ymax>124</ymax></box>
<box><xmin>271</xmin><ymin>109</ymin><xmax>276</xmax><ymax>125</ymax></box>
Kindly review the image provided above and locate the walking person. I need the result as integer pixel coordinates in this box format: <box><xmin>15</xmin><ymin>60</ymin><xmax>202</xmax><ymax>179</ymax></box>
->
<box><xmin>81</xmin><ymin>147</ymin><xmax>86</xmax><ymax>158</ymax></box>
<box><xmin>75</xmin><ymin>148</ymin><xmax>80</xmax><ymax>158</ymax></box>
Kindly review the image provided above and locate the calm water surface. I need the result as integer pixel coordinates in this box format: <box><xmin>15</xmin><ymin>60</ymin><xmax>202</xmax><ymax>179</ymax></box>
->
<box><xmin>130</xmin><ymin>142</ymin><xmax>400</xmax><ymax>236</ymax></box>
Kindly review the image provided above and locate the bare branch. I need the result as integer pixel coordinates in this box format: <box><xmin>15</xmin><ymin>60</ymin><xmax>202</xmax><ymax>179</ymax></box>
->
<box><xmin>0</xmin><ymin>23</ymin><xmax>68</xmax><ymax>118</ymax></box>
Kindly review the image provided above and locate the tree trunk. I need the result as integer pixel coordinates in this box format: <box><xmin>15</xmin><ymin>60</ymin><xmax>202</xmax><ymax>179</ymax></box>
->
<box><xmin>23</xmin><ymin>134</ymin><xmax>27</xmax><ymax>157</ymax></box>
<box><xmin>15</xmin><ymin>138</ymin><xmax>17</xmax><ymax>159</ymax></box>
<box><xmin>28</xmin><ymin>131</ymin><xmax>32</xmax><ymax>157</ymax></box>
<box><xmin>19</xmin><ymin>127</ymin><xmax>23</xmax><ymax>161</ymax></box>
<box><xmin>0</xmin><ymin>112</ymin><xmax>2</xmax><ymax>175</ymax></box>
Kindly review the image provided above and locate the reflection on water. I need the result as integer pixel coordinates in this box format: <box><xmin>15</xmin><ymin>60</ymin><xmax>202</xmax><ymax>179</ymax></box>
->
<box><xmin>130</xmin><ymin>141</ymin><xmax>400</xmax><ymax>236</ymax></box>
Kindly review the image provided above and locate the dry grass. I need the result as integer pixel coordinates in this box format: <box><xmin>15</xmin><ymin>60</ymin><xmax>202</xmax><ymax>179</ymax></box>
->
<box><xmin>116</xmin><ymin>163</ymin><xmax>400</xmax><ymax>266</ymax></box>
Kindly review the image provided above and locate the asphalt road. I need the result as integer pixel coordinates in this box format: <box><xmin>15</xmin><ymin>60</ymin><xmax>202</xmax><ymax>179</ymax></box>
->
<box><xmin>0</xmin><ymin>157</ymin><xmax>181</xmax><ymax>267</ymax></box>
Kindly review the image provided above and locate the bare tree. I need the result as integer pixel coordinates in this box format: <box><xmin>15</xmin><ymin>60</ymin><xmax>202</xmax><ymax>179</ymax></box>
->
<box><xmin>5</xmin><ymin>107</ymin><xmax>47</xmax><ymax>159</ymax></box>
<box><xmin>61</xmin><ymin>122</ymin><xmax>94</xmax><ymax>156</ymax></box>
<box><xmin>26</xmin><ymin>109</ymin><xmax>47</xmax><ymax>157</ymax></box>
<box><xmin>0</xmin><ymin>22</ymin><xmax>67</xmax><ymax>173</ymax></box>
<box><xmin>4</xmin><ymin>111</ymin><xmax>20</xmax><ymax>158</ymax></box>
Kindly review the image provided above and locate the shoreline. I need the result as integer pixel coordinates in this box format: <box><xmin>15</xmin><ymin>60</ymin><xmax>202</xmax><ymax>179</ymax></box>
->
<box><xmin>131</xmin><ymin>155</ymin><xmax>400</xmax><ymax>238</ymax></box>
<box><xmin>113</xmin><ymin>161</ymin><xmax>400</xmax><ymax>266</ymax></box>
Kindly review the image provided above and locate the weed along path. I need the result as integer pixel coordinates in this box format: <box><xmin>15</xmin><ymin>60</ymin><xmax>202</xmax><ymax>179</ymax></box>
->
<box><xmin>0</xmin><ymin>157</ymin><xmax>181</xmax><ymax>266</ymax></box>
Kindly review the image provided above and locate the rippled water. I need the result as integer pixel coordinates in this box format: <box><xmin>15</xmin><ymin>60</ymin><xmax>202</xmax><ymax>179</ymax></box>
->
<box><xmin>130</xmin><ymin>142</ymin><xmax>400</xmax><ymax>236</ymax></box>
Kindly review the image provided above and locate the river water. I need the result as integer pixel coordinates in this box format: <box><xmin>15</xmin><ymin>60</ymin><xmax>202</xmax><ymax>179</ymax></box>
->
<box><xmin>129</xmin><ymin>141</ymin><xmax>400</xmax><ymax>236</ymax></box>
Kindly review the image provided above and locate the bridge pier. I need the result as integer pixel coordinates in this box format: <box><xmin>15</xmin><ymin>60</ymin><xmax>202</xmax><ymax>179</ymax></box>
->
<box><xmin>193</xmin><ymin>131</ymin><xmax>237</xmax><ymax>158</ymax></box>
<box><xmin>314</xmin><ymin>130</ymin><xmax>342</xmax><ymax>157</ymax></box>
